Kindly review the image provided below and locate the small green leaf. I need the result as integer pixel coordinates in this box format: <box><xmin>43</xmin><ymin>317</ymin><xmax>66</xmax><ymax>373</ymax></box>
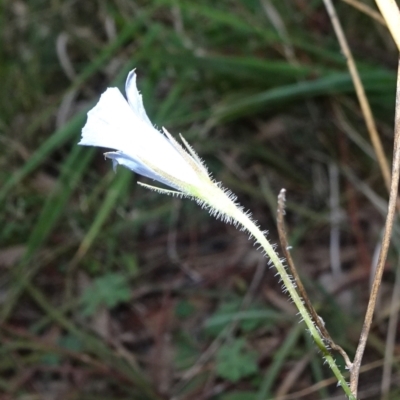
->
<box><xmin>216</xmin><ymin>339</ymin><xmax>258</xmax><ymax>382</ymax></box>
<box><xmin>58</xmin><ymin>334</ymin><xmax>83</xmax><ymax>352</ymax></box>
<box><xmin>40</xmin><ymin>353</ymin><xmax>61</xmax><ymax>366</ymax></box>
<box><xmin>80</xmin><ymin>273</ymin><xmax>131</xmax><ymax>316</ymax></box>
<box><xmin>204</xmin><ymin>300</ymin><xmax>277</xmax><ymax>337</ymax></box>
<box><xmin>175</xmin><ymin>300</ymin><xmax>196</xmax><ymax>318</ymax></box>
<box><xmin>121</xmin><ymin>253</ymin><xmax>140</xmax><ymax>277</ymax></box>
<box><xmin>174</xmin><ymin>338</ymin><xmax>199</xmax><ymax>370</ymax></box>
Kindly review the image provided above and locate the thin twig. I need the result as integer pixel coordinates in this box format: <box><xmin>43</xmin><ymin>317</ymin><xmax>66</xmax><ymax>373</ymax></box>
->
<box><xmin>329</xmin><ymin>163</ymin><xmax>342</xmax><ymax>277</ymax></box>
<box><xmin>260</xmin><ymin>0</ymin><xmax>296</xmax><ymax>64</ymax></box>
<box><xmin>350</xmin><ymin>56</ymin><xmax>400</xmax><ymax>397</ymax></box>
<box><xmin>323</xmin><ymin>0</ymin><xmax>391</xmax><ymax>192</ymax></box>
<box><xmin>277</xmin><ymin>189</ymin><xmax>352</xmax><ymax>369</ymax></box>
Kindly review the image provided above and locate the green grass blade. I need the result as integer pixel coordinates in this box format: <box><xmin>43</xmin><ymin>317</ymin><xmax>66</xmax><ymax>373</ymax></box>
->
<box><xmin>74</xmin><ymin>168</ymin><xmax>132</xmax><ymax>261</ymax></box>
<box><xmin>257</xmin><ymin>324</ymin><xmax>304</xmax><ymax>399</ymax></box>
<box><xmin>1</xmin><ymin>146</ymin><xmax>94</xmax><ymax>322</ymax></box>
<box><xmin>214</xmin><ymin>70</ymin><xmax>396</xmax><ymax>122</ymax></box>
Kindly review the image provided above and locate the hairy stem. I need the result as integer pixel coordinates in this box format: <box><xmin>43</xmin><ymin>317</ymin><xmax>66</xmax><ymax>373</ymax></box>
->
<box><xmin>222</xmin><ymin>199</ymin><xmax>356</xmax><ymax>399</ymax></box>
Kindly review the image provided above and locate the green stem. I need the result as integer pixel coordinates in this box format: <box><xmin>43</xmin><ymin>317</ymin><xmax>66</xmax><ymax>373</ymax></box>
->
<box><xmin>226</xmin><ymin>202</ymin><xmax>355</xmax><ymax>399</ymax></box>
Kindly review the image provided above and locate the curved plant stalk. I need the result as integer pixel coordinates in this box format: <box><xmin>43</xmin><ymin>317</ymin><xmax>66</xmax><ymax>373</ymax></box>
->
<box><xmin>217</xmin><ymin>194</ymin><xmax>355</xmax><ymax>399</ymax></box>
<box><xmin>277</xmin><ymin>189</ymin><xmax>352</xmax><ymax>369</ymax></box>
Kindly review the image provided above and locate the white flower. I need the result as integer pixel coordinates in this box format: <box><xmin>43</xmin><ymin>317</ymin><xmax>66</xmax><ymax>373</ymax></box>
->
<box><xmin>78</xmin><ymin>72</ymin><xmax>348</xmax><ymax>389</ymax></box>
<box><xmin>79</xmin><ymin>70</ymin><xmax>237</xmax><ymax>220</ymax></box>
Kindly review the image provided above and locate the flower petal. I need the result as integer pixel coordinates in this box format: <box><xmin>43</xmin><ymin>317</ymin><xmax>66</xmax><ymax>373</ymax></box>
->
<box><xmin>79</xmin><ymin>88</ymin><xmax>137</xmax><ymax>151</ymax></box>
<box><xmin>80</xmin><ymin>87</ymin><xmax>170</xmax><ymax>157</ymax></box>
<box><xmin>79</xmin><ymin>72</ymin><xmax>205</xmax><ymax>191</ymax></box>
<box><xmin>125</xmin><ymin>70</ymin><xmax>153</xmax><ymax>128</ymax></box>
<box><xmin>105</xmin><ymin>151</ymin><xmax>176</xmax><ymax>188</ymax></box>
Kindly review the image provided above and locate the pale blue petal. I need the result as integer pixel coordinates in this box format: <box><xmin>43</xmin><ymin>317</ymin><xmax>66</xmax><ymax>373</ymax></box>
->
<box><xmin>105</xmin><ymin>151</ymin><xmax>178</xmax><ymax>189</ymax></box>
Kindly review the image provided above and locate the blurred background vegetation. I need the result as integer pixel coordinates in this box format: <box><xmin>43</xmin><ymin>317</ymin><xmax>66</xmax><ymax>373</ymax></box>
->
<box><xmin>1</xmin><ymin>0</ymin><xmax>399</xmax><ymax>399</ymax></box>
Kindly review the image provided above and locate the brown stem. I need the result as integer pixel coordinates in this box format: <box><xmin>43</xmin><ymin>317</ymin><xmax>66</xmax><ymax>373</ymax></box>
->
<box><xmin>277</xmin><ymin>189</ymin><xmax>352</xmax><ymax>369</ymax></box>
<box><xmin>350</xmin><ymin>56</ymin><xmax>400</xmax><ymax>396</ymax></box>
